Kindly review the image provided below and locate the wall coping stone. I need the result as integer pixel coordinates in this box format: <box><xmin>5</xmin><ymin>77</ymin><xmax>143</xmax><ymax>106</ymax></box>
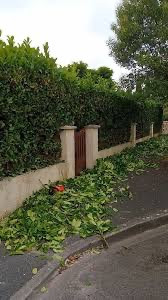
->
<box><xmin>60</xmin><ymin>126</ymin><xmax>77</xmax><ymax>130</ymax></box>
<box><xmin>85</xmin><ymin>125</ymin><xmax>101</xmax><ymax>129</ymax></box>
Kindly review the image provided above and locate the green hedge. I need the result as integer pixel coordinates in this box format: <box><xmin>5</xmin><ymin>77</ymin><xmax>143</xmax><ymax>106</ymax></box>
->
<box><xmin>0</xmin><ymin>36</ymin><xmax>163</xmax><ymax>179</ymax></box>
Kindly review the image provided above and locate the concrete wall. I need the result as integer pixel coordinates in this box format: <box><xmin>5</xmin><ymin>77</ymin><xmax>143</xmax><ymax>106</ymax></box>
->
<box><xmin>0</xmin><ymin>125</ymin><xmax>77</xmax><ymax>219</ymax></box>
<box><xmin>136</xmin><ymin>135</ymin><xmax>150</xmax><ymax>144</ymax></box>
<box><xmin>0</xmin><ymin>162</ymin><xmax>67</xmax><ymax>219</ymax></box>
<box><xmin>98</xmin><ymin>133</ymin><xmax>160</xmax><ymax>160</ymax></box>
<box><xmin>98</xmin><ymin>142</ymin><xmax>132</xmax><ymax>159</ymax></box>
<box><xmin>136</xmin><ymin>133</ymin><xmax>160</xmax><ymax>144</ymax></box>
<box><xmin>0</xmin><ymin>123</ymin><xmax>162</xmax><ymax>219</ymax></box>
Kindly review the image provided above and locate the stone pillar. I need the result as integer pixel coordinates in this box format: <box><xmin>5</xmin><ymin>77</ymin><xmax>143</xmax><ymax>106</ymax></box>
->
<box><xmin>150</xmin><ymin>123</ymin><xmax>154</xmax><ymax>138</ymax></box>
<box><xmin>85</xmin><ymin>125</ymin><xmax>100</xmax><ymax>169</ymax></box>
<box><xmin>60</xmin><ymin>126</ymin><xmax>77</xmax><ymax>178</ymax></box>
<box><xmin>162</xmin><ymin>121</ymin><xmax>168</xmax><ymax>135</ymax></box>
<box><xmin>130</xmin><ymin>123</ymin><xmax>136</xmax><ymax>146</ymax></box>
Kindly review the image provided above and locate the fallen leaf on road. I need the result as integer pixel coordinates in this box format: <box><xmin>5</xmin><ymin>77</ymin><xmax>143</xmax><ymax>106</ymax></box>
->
<box><xmin>41</xmin><ymin>287</ymin><xmax>47</xmax><ymax>293</ymax></box>
<box><xmin>32</xmin><ymin>268</ymin><xmax>38</xmax><ymax>275</ymax></box>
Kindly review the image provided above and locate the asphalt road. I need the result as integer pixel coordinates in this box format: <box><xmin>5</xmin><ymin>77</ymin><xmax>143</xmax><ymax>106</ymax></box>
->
<box><xmin>31</xmin><ymin>224</ymin><xmax>168</xmax><ymax>300</ymax></box>
<box><xmin>112</xmin><ymin>159</ymin><xmax>168</xmax><ymax>226</ymax></box>
<box><xmin>0</xmin><ymin>246</ymin><xmax>47</xmax><ymax>300</ymax></box>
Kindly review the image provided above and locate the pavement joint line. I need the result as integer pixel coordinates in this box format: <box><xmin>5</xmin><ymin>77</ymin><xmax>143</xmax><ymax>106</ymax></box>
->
<box><xmin>11</xmin><ymin>212</ymin><xmax>168</xmax><ymax>300</ymax></box>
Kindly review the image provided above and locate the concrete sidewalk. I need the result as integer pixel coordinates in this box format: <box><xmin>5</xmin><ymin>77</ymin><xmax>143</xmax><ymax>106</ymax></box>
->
<box><xmin>1</xmin><ymin>159</ymin><xmax>168</xmax><ymax>299</ymax></box>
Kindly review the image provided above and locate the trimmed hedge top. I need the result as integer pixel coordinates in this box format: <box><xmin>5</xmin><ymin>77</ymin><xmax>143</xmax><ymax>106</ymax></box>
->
<box><xmin>0</xmin><ymin>35</ymin><xmax>163</xmax><ymax>179</ymax></box>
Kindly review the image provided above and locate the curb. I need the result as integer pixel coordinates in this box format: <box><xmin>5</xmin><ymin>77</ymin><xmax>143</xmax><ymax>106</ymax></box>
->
<box><xmin>11</xmin><ymin>212</ymin><xmax>168</xmax><ymax>300</ymax></box>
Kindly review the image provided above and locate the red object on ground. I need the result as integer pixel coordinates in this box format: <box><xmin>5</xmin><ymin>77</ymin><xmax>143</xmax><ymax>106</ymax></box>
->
<box><xmin>53</xmin><ymin>185</ymin><xmax>65</xmax><ymax>192</ymax></box>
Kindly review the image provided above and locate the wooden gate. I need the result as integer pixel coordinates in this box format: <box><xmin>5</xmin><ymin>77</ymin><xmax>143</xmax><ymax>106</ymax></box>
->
<box><xmin>75</xmin><ymin>129</ymin><xmax>86</xmax><ymax>176</ymax></box>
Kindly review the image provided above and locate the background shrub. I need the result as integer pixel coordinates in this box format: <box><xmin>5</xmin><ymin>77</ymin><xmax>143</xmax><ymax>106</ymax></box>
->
<box><xmin>0</xmin><ymin>35</ymin><xmax>163</xmax><ymax>179</ymax></box>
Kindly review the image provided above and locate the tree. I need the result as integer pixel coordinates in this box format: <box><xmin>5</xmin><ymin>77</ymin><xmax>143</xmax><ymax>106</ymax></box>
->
<box><xmin>119</xmin><ymin>73</ymin><xmax>136</xmax><ymax>92</ymax></box>
<box><xmin>108</xmin><ymin>0</ymin><xmax>168</xmax><ymax>102</ymax></box>
<box><xmin>67</xmin><ymin>61</ymin><xmax>88</xmax><ymax>78</ymax></box>
<box><xmin>66</xmin><ymin>61</ymin><xmax>117</xmax><ymax>90</ymax></box>
<box><xmin>96</xmin><ymin>66</ymin><xmax>113</xmax><ymax>80</ymax></box>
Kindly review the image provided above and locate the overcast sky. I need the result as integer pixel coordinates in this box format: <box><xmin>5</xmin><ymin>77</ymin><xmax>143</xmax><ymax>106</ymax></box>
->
<box><xmin>0</xmin><ymin>0</ymin><xmax>127</xmax><ymax>80</ymax></box>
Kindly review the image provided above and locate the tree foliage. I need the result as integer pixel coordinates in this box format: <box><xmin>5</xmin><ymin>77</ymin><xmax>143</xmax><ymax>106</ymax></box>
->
<box><xmin>108</xmin><ymin>0</ymin><xmax>168</xmax><ymax>102</ymax></box>
<box><xmin>66</xmin><ymin>61</ymin><xmax>116</xmax><ymax>88</ymax></box>
<box><xmin>67</xmin><ymin>61</ymin><xmax>88</xmax><ymax>78</ymax></box>
<box><xmin>96</xmin><ymin>66</ymin><xmax>113</xmax><ymax>79</ymax></box>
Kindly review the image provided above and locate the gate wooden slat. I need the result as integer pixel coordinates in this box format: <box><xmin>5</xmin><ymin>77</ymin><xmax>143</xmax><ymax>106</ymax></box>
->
<box><xmin>75</xmin><ymin>129</ymin><xmax>86</xmax><ymax>176</ymax></box>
